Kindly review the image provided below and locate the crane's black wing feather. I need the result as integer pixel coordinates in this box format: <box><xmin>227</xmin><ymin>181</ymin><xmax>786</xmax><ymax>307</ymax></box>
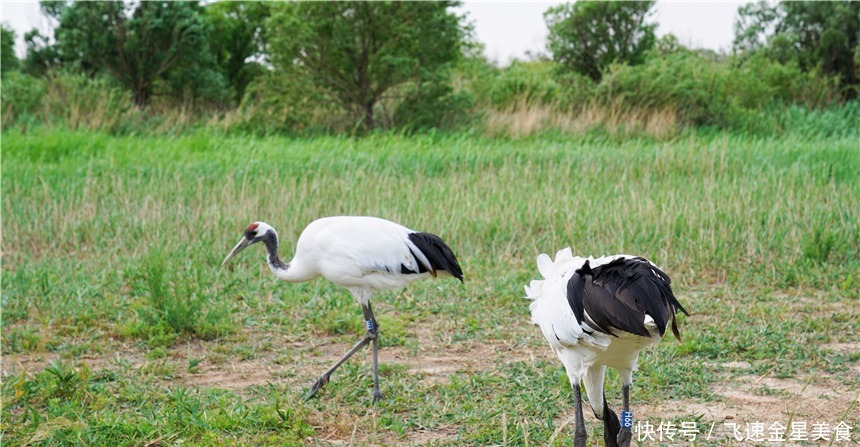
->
<box><xmin>566</xmin><ymin>257</ymin><xmax>687</xmax><ymax>340</ymax></box>
<box><xmin>406</xmin><ymin>233</ymin><xmax>464</xmax><ymax>282</ymax></box>
<box><xmin>566</xmin><ymin>270</ymin><xmax>586</xmax><ymax>325</ymax></box>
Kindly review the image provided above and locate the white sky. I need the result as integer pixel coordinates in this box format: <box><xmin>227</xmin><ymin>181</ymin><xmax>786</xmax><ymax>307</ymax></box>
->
<box><xmin>1</xmin><ymin>1</ymin><xmax>746</xmax><ymax>63</ymax></box>
<box><xmin>457</xmin><ymin>1</ymin><xmax>745</xmax><ymax>64</ymax></box>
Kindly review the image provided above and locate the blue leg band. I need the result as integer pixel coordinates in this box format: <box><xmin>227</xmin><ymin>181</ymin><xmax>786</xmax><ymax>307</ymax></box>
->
<box><xmin>621</xmin><ymin>410</ymin><xmax>633</xmax><ymax>429</ymax></box>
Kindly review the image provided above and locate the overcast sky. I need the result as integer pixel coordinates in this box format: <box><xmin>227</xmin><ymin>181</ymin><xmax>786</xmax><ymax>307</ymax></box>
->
<box><xmin>1</xmin><ymin>1</ymin><xmax>746</xmax><ymax>63</ymax></box>
<box><xmin>456</xmin><ymin>1</ymin><xmax>745</xmax><ymax>64</ymax></box>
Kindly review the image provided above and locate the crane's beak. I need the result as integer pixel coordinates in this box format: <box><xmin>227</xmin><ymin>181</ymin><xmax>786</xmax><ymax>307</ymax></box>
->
<box><xmin>221</xmin><ymin>237</ymin><xmax>251</xmax><ymax>267</ymax></box>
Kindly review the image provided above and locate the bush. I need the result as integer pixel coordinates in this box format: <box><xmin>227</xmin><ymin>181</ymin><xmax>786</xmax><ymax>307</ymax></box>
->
<box><xmin>596</xmin><ymin>51</ymin><xmax>748</xmax><ymax>128</ymax></box>
<box><xmin>233</xmin><ymin>70</ymin><xmax>345</xmax><ymax>135</ymax></box>
<box><xmin>594</xmin><ymin>50</ymin><xmax>842</xmax><ymax>131</ymax></box>
<box><xmin>1</xmin><ymin>70</ymin><xmax>139</xmax><ymax>132</ymax></box>
<box><xmin>1</xmin><ymin>71</ymin><xmax>46</xmax><ymax>128</ymax></box>
<box><xmin>458</xmin><ymin>59</ymin><xmax>595</xmax><ymax>111</ymax></box>
<box><xmin>486</xmin><ymin>61</ymin><xmax>561</xmax><ymax>108</ymax></box>
<box><xmin>739</xmin><ymin>54</ymin><xmax>842</xmax><ymax>108</ymax></box>
<box><xmin>40</xmin><ymin>71</ymin><xmax>139</xmax><ymax>132</ymax></box>
<box><xmin>392</xmin><ymin>75</ymin><xmax>476</xmax><ymax>132</ymax></box>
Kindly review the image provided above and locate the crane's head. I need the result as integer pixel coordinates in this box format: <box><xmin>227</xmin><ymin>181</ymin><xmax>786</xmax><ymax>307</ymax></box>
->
<box><xmin>221</xmin><ymin>222</ymin><xmax>276</xmax><ymax>267</ymax></box>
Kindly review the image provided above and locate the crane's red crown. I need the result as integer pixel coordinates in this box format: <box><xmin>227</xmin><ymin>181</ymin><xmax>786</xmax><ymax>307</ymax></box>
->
<box><xmin>246</xmin><ymin>223</ymin><xmax>259</xmax><ymax>232</ymax></box>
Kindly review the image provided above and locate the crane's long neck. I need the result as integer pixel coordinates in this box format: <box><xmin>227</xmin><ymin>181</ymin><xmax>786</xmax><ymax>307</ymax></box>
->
<box><xmin>262</xmin><ymin>232</ymin><xmax>315</xmax><ymax>283</ymax></box>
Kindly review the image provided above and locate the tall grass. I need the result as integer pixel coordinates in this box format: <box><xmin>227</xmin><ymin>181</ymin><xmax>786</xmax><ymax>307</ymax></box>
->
<box><xmin>3</xmin><ymin>129</ymin><xmax>856</xmax><ymax>291</ymax></box>
<box><xmin>483</xmin><ymin>101</ymin><xmax>680</xmax><ymax>139</ymax></box>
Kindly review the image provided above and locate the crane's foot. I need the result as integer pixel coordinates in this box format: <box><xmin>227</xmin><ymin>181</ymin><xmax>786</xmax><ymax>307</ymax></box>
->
<box><xmin>617</xmin><ymin>427</ymin><xmax>632</xmax><ymax>447</ymax></box>
<box><xmin>306</xmin><ymin>373</ymin><xmax>330</xmax><ymax>400</ymax></box>
<box><xmin>372</xmin><ymin>388</ymin><xmax>383</xmax><ymax>403</ymax></box>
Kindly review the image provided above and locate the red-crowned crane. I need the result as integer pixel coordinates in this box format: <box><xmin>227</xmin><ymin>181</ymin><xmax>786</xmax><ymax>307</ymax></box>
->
<box><xmin>525</xmin><ymin>248</ymin><xmax>688</xmax><ymax>447</ymax></box>
<box><xmin>221</xmin><ymin>216</ymin><xmax>463</xmax><ymax>402</ymax></box>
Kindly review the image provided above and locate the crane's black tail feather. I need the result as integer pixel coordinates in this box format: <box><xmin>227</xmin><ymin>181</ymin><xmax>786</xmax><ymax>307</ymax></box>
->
<box><xmin>408</xmin><ymin>233</ymin><xmax>464</xmax><ymax>282</ymax></box>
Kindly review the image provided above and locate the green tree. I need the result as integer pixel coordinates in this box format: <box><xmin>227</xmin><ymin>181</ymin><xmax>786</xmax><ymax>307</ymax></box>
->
<box><xmin>1</xmin><ymin>24</ymin><xmax>17</xmax><ymax>74</ymax></box>
<box><xmin>734</xmin><ymin>1</ymin><xmax>860</xmax><ymax>98</ymax></box>
<box><xmin>267</xmin><ymin>1</ymin><xmax>465</xmax><ymax>131</ymax></box>
<box><xmin>21</xmin><ymin>3</ymin><xmax>64</xmax><ymax>76</ymax></box>
<box><xmin>50</xmin><ymin>0</ymin><xmax>217</xmax><ymax>109</ymax></box>
<box><xmin>546</xmin><ymin>1</ymin><xmax>657</xmax><ymax>82</ymax></box>
<box><xmin>204</xmin><ymin>1</ymin><xmax>269</xmax><ymax>104</ymax></box>
<box><xmin>22</xmin><ymin>30</ymin><xmax>59</xmax><ymax>76</ymax></box>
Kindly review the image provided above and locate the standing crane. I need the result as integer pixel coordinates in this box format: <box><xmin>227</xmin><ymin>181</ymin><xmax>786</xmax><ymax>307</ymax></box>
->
<box><xmin>525</xmin><ymin>248</ymin><xmax>688</xmax><ymax>447</ymax></box>
<box><xmin>221</xmin><ymin>216</ymin><xmax>463</xmax><ymax>401</ymax></box>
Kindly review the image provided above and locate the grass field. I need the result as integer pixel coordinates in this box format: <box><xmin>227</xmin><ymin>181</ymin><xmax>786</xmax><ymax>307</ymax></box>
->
<box><xmin>2</xmin><ymin>128</ymin><xmax>858</xmax><ymax>446</ymax></box>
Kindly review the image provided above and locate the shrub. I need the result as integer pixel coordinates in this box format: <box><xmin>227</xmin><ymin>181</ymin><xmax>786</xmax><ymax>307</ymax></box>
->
<box><xmin>233</xmin><ymin>70</ymin><xmax>345</xmax><ymax>135</ymax></box>
<box><xmin>1</xmin><ymin>70</ymin><xmax>139</xmax><ymax>132</ymax></box>
<box><xmin>1</xmin><ymin>71</ymin><xmax>46</xmax><ymax>128</ymax></box>
<box><xmin>486</xmin><ymin>61</ymin><xmax>561</xmax><ymax>108</ymax></box>
<box><xmin>40</xmin><ymin>71</ymin><xmax>139</xmax><ymax>132</ymax></box>
<box><xmin>738</xmin><ymin>55</ymin><xmax>841</xmax><ymax>108</ymax></box>
<box><xmin>594</xmin><ymin>50</ymin><xmax>842</xmax><ymax>131</ymax></box>
<box><xmin>392</xmin><ymin>75</ymin><xmax>476</xmax><ymax>132</ymax></box>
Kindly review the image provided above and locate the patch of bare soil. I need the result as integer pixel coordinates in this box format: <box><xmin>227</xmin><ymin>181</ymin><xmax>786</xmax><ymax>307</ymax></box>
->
<box><xmin>1</xmin><ymin>342</ymin><xmax>144</xmax><ymax>377</ymax></box>
<box><xmin>317</xmin><ymin>422</ymin><xmax>463</xmax><ymax>447</ymax></box>
<box><xmin>183</xmin><ymin>357</ymin><xmax>283</xmax><ymax>391</ymax></box>
<box><xmin>658</xmin><ymin>370</ymin><xmax>859</xmax><ymax>444</ymax></box>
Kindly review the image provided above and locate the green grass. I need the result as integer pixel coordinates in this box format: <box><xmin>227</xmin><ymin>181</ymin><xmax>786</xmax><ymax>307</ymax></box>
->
<box><xmin>2</xmin><ymin>128</ymin><xmax>858</xmax><ymax>446</ymax></box>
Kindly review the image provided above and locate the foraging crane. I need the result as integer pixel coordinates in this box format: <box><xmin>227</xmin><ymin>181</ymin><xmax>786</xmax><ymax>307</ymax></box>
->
<box><xmin>525</xmin><ymin>248</ymin><xmax>688</xmax><ymax>447</ymax></box>
<box><xmin>221</xmin><ymin>216</ymin><xmax>463</xmax><ymax>401</ymax></box>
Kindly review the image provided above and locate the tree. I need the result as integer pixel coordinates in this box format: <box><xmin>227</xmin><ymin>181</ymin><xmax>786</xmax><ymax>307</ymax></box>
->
<box><xmin>18</xmin><ymin>2</ymin><xmax>64</xmax><ymax>76</ymax></box>
<box><xmin>204</xmin><ymin>1</ymin><xmax>270</xmax><ymax>104</ymax></box>
<box><xmin>267</xmin><ymin>1</ymin><xmax>465</xmax><ymax>131</ymax></box>
<box><xmin>49</xmin><ymin>0</ymin><xmax>216</xmax><ymax>109</ymax></box>
<box><xmin>546</xmin><ymin>1</ymin><xmax>657</xmax><ymax>82</ymax></box>
<box><xmin>22</xmin><ymin>30</ymin><xmax>59</xmax><ymax>76</ymax></box>
<box><xmin>734</xmin><ymin>1</ymin><xmax>860</xmax><ymax>98</ymax></box>
<box><xmin>1</xmin><ymin>25</ymin><xmax>17</xmax><ymax>74</ymax></box>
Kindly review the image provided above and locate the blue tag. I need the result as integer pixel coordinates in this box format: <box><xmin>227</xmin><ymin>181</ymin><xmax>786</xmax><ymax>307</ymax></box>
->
<box><xmin>621</xmin><ymin>410</ymin><xmax>633</xmax><ymax>429</ymax></box>
<box><xmin>365</xmin><ymin>320</ymin><xmax>374</xmax><ymax>332</ymax></box>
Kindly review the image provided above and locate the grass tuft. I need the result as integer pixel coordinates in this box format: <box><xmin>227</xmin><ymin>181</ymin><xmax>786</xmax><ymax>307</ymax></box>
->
<box><xmin>801</xmin><ymin>227</ymin><xmax>837</xmax><ymax>264</ymax></box>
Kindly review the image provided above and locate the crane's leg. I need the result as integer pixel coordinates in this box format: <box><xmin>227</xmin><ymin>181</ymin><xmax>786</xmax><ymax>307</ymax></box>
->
<box><xmin>307</xmin><ymin>334</ymin><xmax>372</xmax><ymax>399</ymax></box>
<box><xmin>572</xmin><ymin>383</ymin><xmax>588</xmax><ymax>447</ymax></box>
<box><xmin>306</xmin><ymin>302</ymin><xmax>382</xmax><ymax>402</ymax></box>
<box><xmin>363</xmin><ymin>302</ymin><xmax>383</xmax><ymax>402</ymax></box>
<box><xmin>563</xmin><ymin>358</ymin><xmax>590</xmax><ymax>447</ymax></box>
<box><xmin>583</xmin><ymin>364</ymin><xmax>620</xmax><ymax>447</ymax></box>
<box><xmin>616</xmin><ymin>370</ymin><xmax>634</xmax><ymax>447</ymax></box>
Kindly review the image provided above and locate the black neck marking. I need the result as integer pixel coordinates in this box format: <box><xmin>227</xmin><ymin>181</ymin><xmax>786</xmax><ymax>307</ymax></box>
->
<box><xmin>262</xmin><ymin>231</ymin><xmax>288</xmax><ymax>270</ymax></box>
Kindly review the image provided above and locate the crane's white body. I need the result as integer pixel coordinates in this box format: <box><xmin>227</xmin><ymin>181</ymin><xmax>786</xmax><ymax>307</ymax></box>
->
<box><xmin>223</xmin><ymin>215</ymin><xmax>463</xmax><ymax>401</ymax></box>
<box><xmin>525</xmin><ymin>248</ymin><xmax>663</xmax><ymax>417</ymax></box>
<box><xmin>266</xmin><ymin>216</ymin><xmax>443</xmax><ymax>304</ymax></box>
